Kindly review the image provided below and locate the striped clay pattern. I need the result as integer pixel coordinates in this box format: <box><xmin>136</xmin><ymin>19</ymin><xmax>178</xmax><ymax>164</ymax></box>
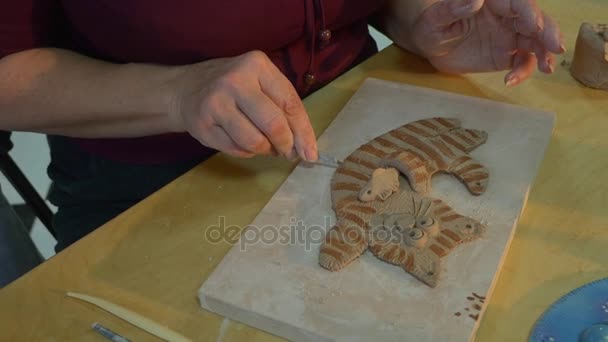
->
<box><xmin>320</xmin><ymin>117</ymin><xmax>488</xmax><ymax>287</ymax></box>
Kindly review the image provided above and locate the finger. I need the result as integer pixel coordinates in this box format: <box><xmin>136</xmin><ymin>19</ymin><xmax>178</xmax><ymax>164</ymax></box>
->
<box><xmin>490</xmin><ymin>0</ymin><xmax>543</xmax><ymax>36</ymax></box>
<box><xmin>504</xmin><ymin>50</ymin><xmax>537</xmax><ymax>86</ymax></box>
<box><xmin>425</xmin><ymin>0</ymin><xmax>485</xmax><ymax>27</ymax></box>
<box><xmin>517</xmin><ymin>35</ymin><xmax>554</xmax><ymax>73</ymax></box>
<box><xmin>213</xmin><ymin>100</ymin><xmax>274</xmax><ymax>155</ymax></box>
<box><xmin>516</xmin><ymin>34</ymin><xmax>537</xmax><ymax>52</ymax></box>
<box><xmin>236</xmin><ymin>89</ymin><xmax>295</xmax><ymax>159</ymax></box>
<box><xmin>204</xmin><ymin>126</ymin><xmax>255</xmax><ymax>158</ymax></box>
<box><xmin>535</xmin><ymin>47</ymin><xmax>555</xmax><ymax>74</ymax></box>
<box><xmin>538</xmin><ymin>11</ymin><xmax>565</xmax><ymax>54</ymax></box>
<box><xmin>514</xmin><ymin>0</ymin><xmax>544</xmax><ymax>36</ymax></box>
<box><xmin>259</xmin><ymin>62</ymin><xmax>318</xmax><ymax>162</ymax></box>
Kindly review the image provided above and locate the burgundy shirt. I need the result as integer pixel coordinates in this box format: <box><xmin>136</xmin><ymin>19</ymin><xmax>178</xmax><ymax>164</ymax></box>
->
<box><xmin>1</xmin><ymin>1</ymin><xmax>384</xmax><ymax>164</ymax></box>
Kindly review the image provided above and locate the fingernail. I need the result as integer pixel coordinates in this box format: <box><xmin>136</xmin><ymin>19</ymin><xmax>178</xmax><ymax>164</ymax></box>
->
<box><xmin>559</xmin><ymin>44</ymin><xmax>566</xmax><ymax>53</ymax></box>
<box><xmin>545</xmin><ymin>57</ymin><xmax>554</xmax><ymax>73</ymax></box>
<box><xmin>505</xmin><ymin>76</ymin><xmax>519</xmax><ymax>87</ymax></box>
<box><xmin>305</xmin><ymin>146</ymin><xmax>318</xmax><ymax>162</ymax></box>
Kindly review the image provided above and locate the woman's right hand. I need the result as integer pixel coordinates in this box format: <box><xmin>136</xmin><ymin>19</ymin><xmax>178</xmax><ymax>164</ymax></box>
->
<box><xmin>170</xmin><ymin>50</ymin><xmax>318</xmax><ymax>161</ymax></box>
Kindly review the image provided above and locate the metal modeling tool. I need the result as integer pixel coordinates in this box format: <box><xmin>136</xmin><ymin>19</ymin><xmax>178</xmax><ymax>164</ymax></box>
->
<box><xmin>309</xmin><ymin>153</ymin><xmax>342</xmax><ymax>168</ymax></box>
<box><xmin>92</xmin><ymin>322</ymin><xmax>132</xmax><ymax>342</ymax></box>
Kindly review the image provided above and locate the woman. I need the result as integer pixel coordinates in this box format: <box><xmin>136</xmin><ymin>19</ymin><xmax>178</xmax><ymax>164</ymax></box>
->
<box><xmin>0</xmin><ymin>0</ymin><xmax>563</xmax><ymax>251</ymax></box>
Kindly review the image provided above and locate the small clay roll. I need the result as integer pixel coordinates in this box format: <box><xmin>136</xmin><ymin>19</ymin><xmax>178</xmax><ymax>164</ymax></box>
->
<box><xmin>570</xmin><ymin>23</ymin><xmax>608</xmax><ymax>90</ymax></box>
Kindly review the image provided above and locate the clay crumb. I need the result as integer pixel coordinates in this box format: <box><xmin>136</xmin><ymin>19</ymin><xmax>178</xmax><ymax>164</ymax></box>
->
<box><xmin>472</xmin><ymin>292</ymin><xmax>486</xmax><ymax>300</ymax></box>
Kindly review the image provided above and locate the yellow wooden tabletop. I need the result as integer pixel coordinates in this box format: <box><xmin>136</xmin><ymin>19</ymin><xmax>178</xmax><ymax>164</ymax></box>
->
<box><xmin>1</xmin><ymin>1</ymin><xmax>607</xmax><ymax>341</ymax></box>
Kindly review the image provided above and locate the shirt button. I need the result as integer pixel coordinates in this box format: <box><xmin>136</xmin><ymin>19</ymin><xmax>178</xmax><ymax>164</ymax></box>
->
<box><xmin>304</xmin><ymin>73</ymin><xmax>316</xmax><ymax>86</ymax></box>
<box><xmin>319</xmin><ymin>29</ymin><xmax>332</xmax><ymax>43</ymax></box>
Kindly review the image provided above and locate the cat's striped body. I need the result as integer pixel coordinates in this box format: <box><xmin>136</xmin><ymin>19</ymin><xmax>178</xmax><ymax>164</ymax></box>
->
<box><xmin>319</xmin><ymin>117</ymin><xmax>489</xmax><ymax>287</ymax></box>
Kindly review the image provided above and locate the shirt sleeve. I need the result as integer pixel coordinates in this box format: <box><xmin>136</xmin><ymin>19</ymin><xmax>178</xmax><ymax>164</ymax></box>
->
<box><xmin>0</xmin><ymin>0</ymin><xmax>66</xmax><ymax>58</ymax></box>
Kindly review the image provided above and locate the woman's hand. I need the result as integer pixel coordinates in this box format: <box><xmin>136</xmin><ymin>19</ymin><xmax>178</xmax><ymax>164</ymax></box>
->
<box><xmin>171</xmin><ymin>50</ymin><xmax>318</xmax><ymax>160</ymax></box>
<box><xmin>389</xmin><ymin>0</ymin><xmax>565</xmax><ymax>86</ymax></box>
<box><xmin>0</xmin><ymin>48</ymin><xmax>317</xmax><ymax>161</ymax></box>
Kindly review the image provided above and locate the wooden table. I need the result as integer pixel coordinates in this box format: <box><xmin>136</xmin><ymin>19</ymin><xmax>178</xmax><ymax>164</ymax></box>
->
<box><xmin>1</xmin><ymin>1</ymin><xmax>606</xmax><ymax>340</ymax></box>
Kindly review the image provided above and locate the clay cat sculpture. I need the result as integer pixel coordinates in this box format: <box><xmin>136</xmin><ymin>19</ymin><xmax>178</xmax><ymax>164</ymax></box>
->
<box><xmin>319</xmin><ymin>117</ymin><xmax>489</xmax><ymax>287</ymax></box>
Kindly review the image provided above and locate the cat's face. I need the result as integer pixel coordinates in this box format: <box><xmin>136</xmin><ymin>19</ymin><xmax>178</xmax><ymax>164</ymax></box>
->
<box><xmin>364</xmin><ymin>204</ymin><xmax>485</xmax><ymax>287</ymax></box>
<box><xmin>370</xmin><ymin>212</ymin><xmax>484</xmax><ymax>250</ymax></box>
<box><xmin>370</xmin><ymin>214</ymin><xmax>435</xmax><ymax>249</ymax></box>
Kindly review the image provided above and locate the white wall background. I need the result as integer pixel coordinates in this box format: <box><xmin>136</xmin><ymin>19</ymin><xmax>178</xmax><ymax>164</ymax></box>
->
<box><xmin>370</xmin><ymin>26</ymin><xmax>392</xmax><ymax>51</ymax></box>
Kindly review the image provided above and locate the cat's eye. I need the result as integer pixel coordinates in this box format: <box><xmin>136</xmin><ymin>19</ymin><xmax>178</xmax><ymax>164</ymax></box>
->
<box><xmin>408</xmin><ymin>229</ymin><xmax>424</xmax><ymax>240</ymax></box>
<box><xmin>403</xmin><ymin>227</ymin><xmax>428</xmax><ymax>248</ymax></box>
<box><xmin>416</xmin><ymin>216</ymin><xmax>439</xmax><ymax>237</ymax></box>
<box><xmin>416</xmin><ymin>216</ymin><xmax>434</xmax><ymax>228</ymax></box>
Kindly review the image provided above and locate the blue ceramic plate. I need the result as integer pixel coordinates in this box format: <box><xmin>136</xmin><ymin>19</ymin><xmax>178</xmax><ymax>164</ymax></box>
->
<box><xmin>530</xmin><ymin>278</ymin><xmax>608</xmax><ymax>342</ymax></box>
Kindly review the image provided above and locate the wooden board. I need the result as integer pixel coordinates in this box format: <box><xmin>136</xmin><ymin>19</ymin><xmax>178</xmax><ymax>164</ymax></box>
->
<box><xmin>198</xmin><ymin>78</ymin><xmax>555</xmax><ymax>342</ymax></box>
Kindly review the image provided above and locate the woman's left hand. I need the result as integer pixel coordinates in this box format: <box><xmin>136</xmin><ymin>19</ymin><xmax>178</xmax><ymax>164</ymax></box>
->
<box><xmin>405</xmin><ymin>0</ymin><xmax>565</xmax><ymax>86</ymax></box>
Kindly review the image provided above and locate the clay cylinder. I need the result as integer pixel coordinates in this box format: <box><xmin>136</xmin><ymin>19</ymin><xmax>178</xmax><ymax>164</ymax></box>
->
<box><xmin>570</xmin><ymin>23</ymin><xmax>608</xmax><ymax>90</ymax></box>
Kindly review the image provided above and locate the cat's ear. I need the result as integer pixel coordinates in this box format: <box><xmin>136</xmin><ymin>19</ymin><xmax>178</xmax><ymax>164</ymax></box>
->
<box><xmin>429</xmin><ymin>198</ymin><xmax>485</xmax><ymax>244</ymax></box>
<box><xmin>404</xmin><ymin>250</ymin><xmax>440</xmax><ymax>288</ymax></box>
<box><xmin>447</xmin><ymin>216</ymin><xmax>486</xmax><ymax>244</ymax></box>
